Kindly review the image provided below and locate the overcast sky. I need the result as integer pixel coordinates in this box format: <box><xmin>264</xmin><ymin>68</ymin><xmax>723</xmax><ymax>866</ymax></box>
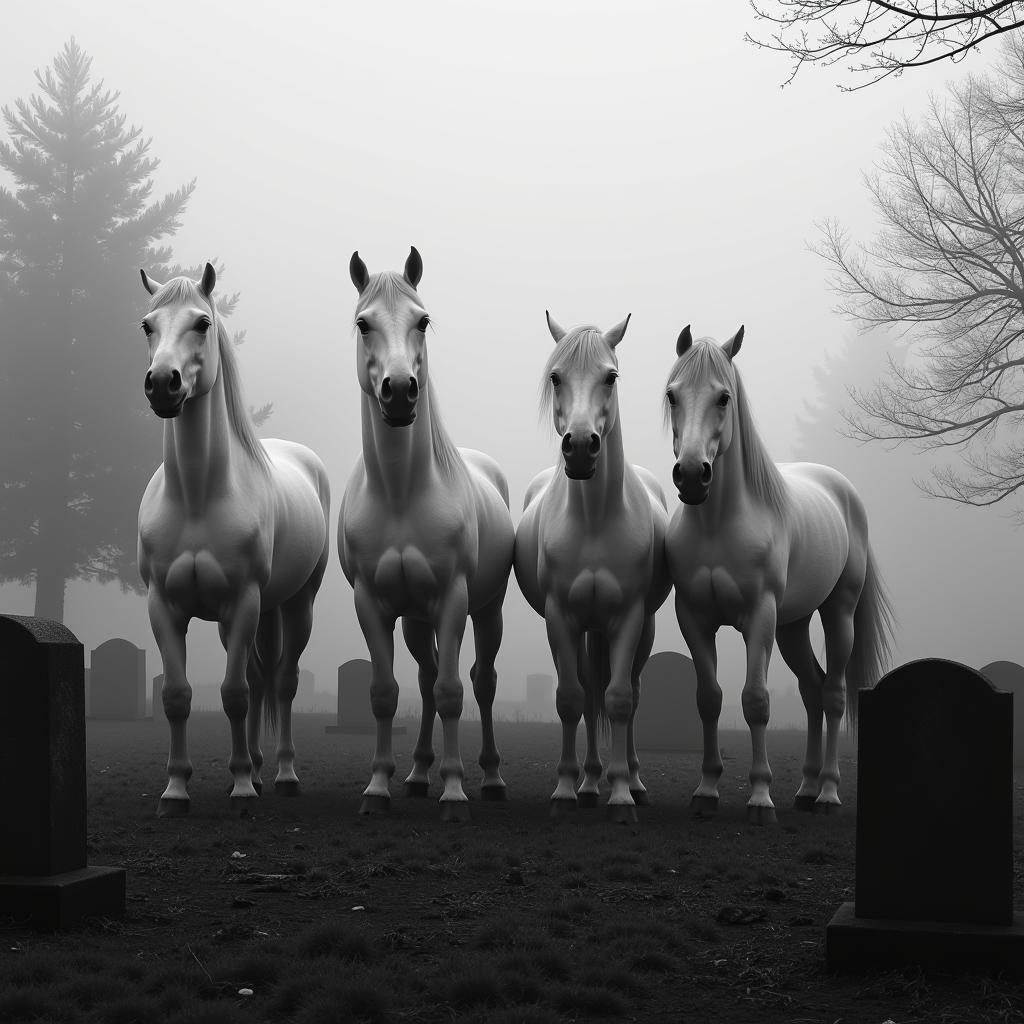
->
<box><xmin>2</xmin><ymin>2</ymin><xmax>1020</xmax><ymax>723</ymax></box>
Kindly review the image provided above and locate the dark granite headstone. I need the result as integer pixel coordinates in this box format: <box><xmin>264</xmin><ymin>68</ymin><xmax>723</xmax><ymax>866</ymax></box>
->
<box><xmin>88</xmin><ymin>638</ymin><xmax>146</xmax><ymax>720</ymax></box>
<box><xmin>827</xmin><ymin>658</ymin><xmax>1023</xmax><ymax>974</ymax></box>
<box><xmin>525</xmin><ymin>673</ymin><xmax>553</xmax><ymax>719</ymax></box>
<box><xmin>151</xmin><ymin>672</ymin><xmax>163</xmax><ymax>719</ymax></box>
<box><xmin>0</xmin><ymin>615</ymin><xmax>125</xmax><ymax>929</ymax></box>
<box><xmin>325</xmin><ymin>658</ymin><xmax>405</xmax><ymax>735</ymax></box>
<box><xmin>635</xmin><ymin>651</ymin><xmax>701</xmax><ymax>752</ymax></box>
<box><xmin>979</xmin><ymin>661</ymin><xmax>1024</xmax><ymax>768</ymax></box>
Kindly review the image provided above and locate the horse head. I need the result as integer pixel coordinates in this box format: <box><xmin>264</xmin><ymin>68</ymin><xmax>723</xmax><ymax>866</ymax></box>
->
<box><xmin>349</xmin><ymin>247</ymin><xmax>428</xmax><ymax>428</ymax></box>
<box><xmin>665</xmin><ymin>325</ymin><xmax>744</xmax><ymax>503</ymax></box>
<box><xmin>543</xmin><ymin>312</ymin><xmax>630</xmax><ymax>480</ymax></box>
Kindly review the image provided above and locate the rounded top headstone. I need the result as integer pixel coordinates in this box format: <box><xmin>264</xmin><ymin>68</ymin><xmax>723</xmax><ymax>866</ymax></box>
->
<box><xmin>979</xmin><ymin>660</ymin><xmax>1024</xmax><ymax>686</ymax></box>
<box><xmin>874</xmin><ymin>657</ymin><xmax>999</xmax><ymax>695</ymax></box>
<box><xmin>0</xmin><ymin>614</ymin><xmax>80</xmax><ymax>647</ymax></box>
<box><xmin>93</xmin><ymin>637</ymin><xmax>140</xmax><ymax>654</ymax></box>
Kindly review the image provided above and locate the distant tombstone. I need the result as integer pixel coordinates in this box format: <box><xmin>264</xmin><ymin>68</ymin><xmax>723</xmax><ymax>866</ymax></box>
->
<box><xmin>526</xmin><ymin>673</ymin><xmax>553</xmax><ymax>719</ymax></box>
<box><xmin>0</xmin><ymin>615</ymin><xmax>125</xmax><ymax>928</ymax></box>
<box><xmin>827</xmin><ymin>658</ymin><xmax>1024</xmax><ymax>974</ymax></box>
<box><xmin>979</xmin><ymin>660</ymin><xmax>1024</xmax><ymax>767</ymax></box>
<box><xmin>88</xmin><ymin>639</ymin><xmax>146</xmax><ymax>720</ymax></box>
<box><xmin>299</xmin><ymin>668</ymin><xmax>314</xmax><ymax>698</ymax></box>
<box><xmin>635</xmin><ymin>652</ymin><xmax>701</xmax><ymax>752</ymax></box>
<box><xmin>325</xmin><ymin>658</ymin><xmax>406</xmax><ymax>735</ymax></box>
<box><xmin>151</xmin><ymin>673</ymin><xmax>163</xmax><ymax>719</ymax></box>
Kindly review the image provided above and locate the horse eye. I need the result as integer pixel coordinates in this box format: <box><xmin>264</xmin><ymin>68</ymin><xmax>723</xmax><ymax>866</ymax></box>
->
<box><xmin>356</xmin><ymin>318</ymin><xmax>370</xmax><ymax>335</ymax></box>
<box><xmin>416</xmin><ymin>315</ymin><xmax>430</xmax><ymax>333</ymax></box>
<box><xmin>196</xmin><ymin>318</ymin><xmax>211</xmax><ymax>334</ymax></box>
<box><xmin>141</xmin><ymin>321</ymin><xmax>153</xmax><ymax>338</ymax></box>
<box><xmin>718</xmin><ymin>393</ymin><xmax>731</xmax><ymax>408</ymax></box>
<box><xmin>666</xmin><ymin>391</ymin><xmax>676</xmax><ymax>406</ymax></box>
<box><xmin>605</xmin><ymin>372</ymin><xmax>618</xmax><ymax>387</ymax></box>
<box><xmin>549</xmin><ymin>372</ymin><xmax>561</xmax><ymax>388</ymax></box>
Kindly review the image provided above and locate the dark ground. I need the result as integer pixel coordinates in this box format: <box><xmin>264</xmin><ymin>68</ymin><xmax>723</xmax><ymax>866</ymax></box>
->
<box><xmin>2</xmin><ymin>713</ymin><xmax>1022</xmax><ymax>1024</ymax></box>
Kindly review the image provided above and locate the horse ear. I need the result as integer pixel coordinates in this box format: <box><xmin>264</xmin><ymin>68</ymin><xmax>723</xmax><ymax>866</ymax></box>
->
<box><xmin>140</xmin><ymin>269</ymin><xmax>163</xmax><ymax>295</ymax></box>
<box><xmin>404</xmin><ymin>246</ymin><xmax>423</xmax><ymax>289</ymax></box>
<box><xmin>350</xmin><ymin>251</ymin><xmax>370</xmax><ymax>293</ymax></box>
<box><xmin>676</xmin><ymin>325</ymin><xmax>693</xmax><ymax>357</ymax></box>
<box><xmin>722</xmin><ymin>325</ymin><xmax>744</xmax><ymax>360</ymax></box>
<box><xmin>546</xmin><ymin>310</ymin><xmax>567</xmax><ymax>344</ymax></box>
<box><xmin>199</xmin><ymin>262</ymin><xmax>216</xmax><ymax>300</ymax></box>
<box><xmin>602</xmin><ymin>313</ymin><xmax>631</xmax><ymax>349</ymax></box>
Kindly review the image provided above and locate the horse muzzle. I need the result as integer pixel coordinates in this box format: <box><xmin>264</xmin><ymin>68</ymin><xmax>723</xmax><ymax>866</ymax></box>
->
<box><xmin>145</xmin><ymin>368</ymin><xmax>187</xmax><ymax>418</ymax></box>
<box><xmin>378</xmin><ymin>374</ymin><xmax>418</xmax><ymax>427</ymax></box>
<box><xmin>672</xmin><ymin>459</ymin><xmax>712</xmax><ymax>504</ymax></box>
<box><xmin>561</xmin><ymin>431</ymin><xmax>600</xmax><ymax>479</ymax></box>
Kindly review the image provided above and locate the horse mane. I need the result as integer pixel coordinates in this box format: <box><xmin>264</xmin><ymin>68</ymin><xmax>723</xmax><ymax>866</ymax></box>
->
<box><xmin>355</xmin><ymin>271</ymin><xmax>465</xmax><ymax>482</ymax></box>
<box><xmin>538</xmin><ymin>325</ymin><xmax>618</xmax><ymax>414</ymax></box>
<box><xmin>664</xmin><ymin>339</ymin><xmax>789</xmax><ymax>520</ymax></box>
<box><xmin>149</xmin><ymin>277</ymin><xmax>271</xmax><ymax>476</ymax></box>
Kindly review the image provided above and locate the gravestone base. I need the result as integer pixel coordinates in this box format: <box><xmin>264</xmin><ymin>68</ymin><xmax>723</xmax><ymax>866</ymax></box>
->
<box><xmin>0</xmin><ymin>865</ymin><xmax>126</xmax><ymax>931</ymax></box>
<box><xmin>826</xmin><ymin>902</ymin><xmax>1024</xmax><ymax>977</ymax></box>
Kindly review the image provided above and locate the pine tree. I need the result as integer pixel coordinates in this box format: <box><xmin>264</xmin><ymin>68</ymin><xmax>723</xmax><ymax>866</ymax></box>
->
<box><xmin>0</xmin><ymin>38</ymin><xmax>196</xmax><ymax>621</ymax></box>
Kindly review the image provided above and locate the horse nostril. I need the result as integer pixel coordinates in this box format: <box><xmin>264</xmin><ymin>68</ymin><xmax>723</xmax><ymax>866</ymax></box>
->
<box><xmin>700</xmin><ymin>461</ymin><xmax>712</xmax><ymax>485</ymax></box>
<box><xmin>408</xmin><ymin>377</ymin><xmax>419</xmax><ymax>400</ymax></box>
<box><xmin>381</xmin><ymin>377</ymin><xmax>392</xmax><ymax>401</ymax></box>
<box><xmin>144</xmin><ymin>371</ymin><xmax>154</xmax><ymax>396</ymax></box>
<box><xmin>168</xmin><ymin>370</ymin><xmax>182</xmax><ymax>394</ymax></box>
<box><xmin>672</xmin><ymin>463</ymin><xmax>683</xmax><ymax>486</ymax></box>
<box><xmin>561</xmin><ymin>433</ymin><xmax>573</xmax><ymax>455</ymax></box>
<box><xmin>588</xmin><ymin>433</ymin><xmax>600</xmax><ymax>455</ymax></box>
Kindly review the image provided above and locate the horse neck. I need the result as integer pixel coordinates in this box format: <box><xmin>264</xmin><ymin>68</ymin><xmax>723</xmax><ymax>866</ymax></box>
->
<box><xmin>360</xmin><ymin>385</ymin><xmax>438</xmax><ymax>505</ymax></box>
<box><xmin>566</xmin><ymin>413</ymin><xmax>627</xmax><ymax>525</ymax></box>
<box><xmin>162</xmin><ymin>370</ymin><xmax>236</xmax><ymax>517</ymax></box>
<box><xmin>695</xmin><ymin>416</ymin><xmax>748</xmax><ymax>526</ymax></box>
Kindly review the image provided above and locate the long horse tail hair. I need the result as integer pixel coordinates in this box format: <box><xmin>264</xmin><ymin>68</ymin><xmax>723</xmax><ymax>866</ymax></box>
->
<box><xmin>249</xmin><ymin>613</ymin><xmax>283</xmax><ymax>733</ymax></box>
<box><xmin>579</xmin><ymin>631</ymin><xmax>611</xmax><ymax>740</ymax></box>
<box><xmin>845</xmin><ymin>543</ymin><xmax>896</xmax><ymax>730</ymax></box>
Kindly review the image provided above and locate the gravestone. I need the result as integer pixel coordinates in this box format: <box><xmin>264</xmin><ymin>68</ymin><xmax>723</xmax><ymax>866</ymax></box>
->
<box><xmin>0</xmin><ymin>615</ymin><xmax>125</xmax><ymax>929</ymax></box>
<box><xmin>826</xmin><ymin>658</ymin><xmax>1023</xmax><ymax>974</ymax></box>
<box><xmin>979</xmin><ymin>660</ymin><xmax>1024</xmax><ymax>767</ymax></box>
<box><xmin>299</xmin><ymin>668</ymin><xmax>314</xmax><ymax>703</ymax></box>
<box><xmin>326</xmin><ymin>658</ymin><xmax>406</xmax><ymax>735</ymax></box>
<box><xmin>151</xmin><ymin>672</ymin><xmax>163</xmax><ymax>719</ymax></box>
<box><xmin>88</xmin><ymin>638</ymin><xmax>146</xmax><ymax>720</ymax></box>
<box><xmin>635</xmin><ymin>651</ymin><xmax>702</xmax><ymax>752</ymax></box>
<box><xmin>525</xmin><ymin>673</ymin><xmax>553</xmax><ymax>720</ymax></box>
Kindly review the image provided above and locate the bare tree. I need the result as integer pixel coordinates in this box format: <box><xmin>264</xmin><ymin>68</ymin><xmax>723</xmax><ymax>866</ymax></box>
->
<box><xmin>817</xmin><ymin>37</ymin><xmax>1024</xmax><ymax>511</ymax></box>
<box><xmin>748</xmin><ymin>1</ymin><xmax>1024</xmax><ymax>89</ymax></box>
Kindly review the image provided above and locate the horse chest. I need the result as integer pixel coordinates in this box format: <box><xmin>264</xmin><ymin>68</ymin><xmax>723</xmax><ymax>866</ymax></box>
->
<box><xmin>564</xmin><ymin>568</ymin><xmax>625</xmax><ymax>625</ymax></box>
<box><xmin>369</xmin><ymin>545</ymin><xmax>445</xmax><ymax>616</ymax></box>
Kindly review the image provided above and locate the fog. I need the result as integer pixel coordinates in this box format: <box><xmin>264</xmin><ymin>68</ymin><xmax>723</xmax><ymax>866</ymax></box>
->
<box><xmin>2</xmin><ymin>1</ymin><xmax>1020</xmax><ymax>722</ymax></box>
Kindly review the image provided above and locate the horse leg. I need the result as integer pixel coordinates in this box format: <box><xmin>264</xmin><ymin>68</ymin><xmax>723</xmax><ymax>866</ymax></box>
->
<box><xmin>817</xmin><ymin>590</ymin><xmax>858</xmax><ymax>811</ymax></box>
<box><xmin>220</xmin><ymin>585</ymin><xmax>262</xmax><ymax>812</ymax></box>
<box><xmin>546</xmin><ymin>599</ymin><xmax>584</xmax><ymax>814</ymax></box>
<box><xmin>470</xmin><ymin>591</ymin><xmax>508</xmax><ymax>800</ymax></box>
<box><xmin>775</xmin><ymin>615</ymin><xmax>825</xmax><ymax>811</ymax></box>
<box><xmin>628</xmin><ymin>615</ymin><xmax>656</xmax><ymax>807</ymax></box>
<box><xmin>434</xmin><ymin>578</ymin><xmax>470</xmax><ymax>821</ymax></box>
<box><xmin>741</xmin><ymin>597</ymin><xmax>778</xmax><ymax>825</ymax></box>
<box><xmin>676</xmin><ymin>594</ymin><xmax>722</xmax><ymax>814</ymax></box>
<box><xmin>401</xmin><ymin>616</ymin><xmax>437</xmax><ymax>796</ymax></box>
<box><xmin>605</xmin><ymin>608</ymin><xmax>645</xmax><ymax>823</ymax></box>
<box><xmin>577</xmin><ymin>637</ymin><xmax>602</xmax><ymax>807</ymax></box>
<box><xmin>271</xmin><ymin>593</ymin><xmax>317</xmax><ymax>795</ymax></box>
<box><xmin>150</xmin><ymin>591</ymin><xmax>192</xmax><ymax>816</ymax></box>
<box><xmin>354</xmin><ymin>579</ymin><xmax>399</xmax><ymax>813</ymax></box>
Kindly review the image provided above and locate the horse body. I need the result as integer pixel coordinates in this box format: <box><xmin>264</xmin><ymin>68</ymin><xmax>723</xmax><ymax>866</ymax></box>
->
<box><xmin>514</xmin><ymin>313</ymin><xmax>671</xmax><ymax>819</ymax></box>
<box><xmin>137</xmin><ymin>264</ymin><xmax>330</xmax><ymax>815</ymax></box>
<box><xmin>339</xmin><ymin>248</ymin><xmax>514</xmax><ymax>819</ymax></box>
<box><xmin>664</xmin><ymin>327</ymin><xmax>893</xmax><ymax>823</ymax></box>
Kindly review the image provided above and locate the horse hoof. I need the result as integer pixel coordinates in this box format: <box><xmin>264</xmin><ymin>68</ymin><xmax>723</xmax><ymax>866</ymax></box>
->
<box><xmin>813</xmin><ymin>800</ymin><xmax>842</xmax><ymax>816</ymax></box>
<box><xmin>481</xmin><ymin>785</ymin><xmax>507</xmax><ymax>802</ymax></box>
<box><xmin>630</xmin><ymin>789</ymin><xmax>651</xmax><ymax>807</ymax></box>
<box><xmin>690</xmin><ymin>794</ymin><xmax>719</xmax><ymax>817</ymax></box>
<box><xmin>608</xmin><ymin>803</ymin><xmax>639</xmax><ymax>825</ymax></box>
<box><xmin>225</xmin><ymin>780</ymin><xmax>263</xmax><ymax>796</ymax></box>
<box><xmin>793</xmin><ymin>794</ymin><xmax>817</xmax><ymax>813</ymax></box>
<box><xmin>576</xmin><ymin>791</ymin><xmax>599</xmax><ymax>809</ymax></box>
<box><xmin>746</xmin><ymin>804</ymin><xmax>777</xmax><ymax>827</ymax></box>
<box><xmin>440</xmin><ymin>800</ymin><xmax>470</xmax><ymax>823</ymax></box>
<box><xmin>404</xmin><ymin>781</ymin><xmax>430</xmax><ymax>798</ymax></box>
<box><xmin>359</xmin><ymin>795</ymin><xmax>391</xmax><ymax>815</ymax></box>
<box><xmin>274</xmin><ymin>780</ymin><xmax>300</xmax><ymax>797</ymax></box>
<box><xmin>549</xmin><ymin>798</ymin><xmax>578</xmax><ymax>818</ymax></box>
<box><xmin>229</xmin><ymin>795</ymin><xmax>258</xmax><ymax>817</ymax></box>
<box><xmin>157</xmin><ymin>797</ymin><xmax>189</xmax><ymax>818</ymax></box>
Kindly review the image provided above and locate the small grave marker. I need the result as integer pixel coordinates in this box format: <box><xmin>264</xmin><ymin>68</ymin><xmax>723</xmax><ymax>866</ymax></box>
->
<box><xmin>326</xmin><ymin>658</ymin><xmax>405</xmax><ymax>735</ymax></box>
<box><xmin>525</xmin><ymin>673</ymin><xmax>553</xmax><ymax>720</ymax></box>
<box><xmin>979</xmin><ymin>660</ymin><xmax>1024</xmax><ymax>768</ymax></box>
<box><xmin>88</xmin><ymin>638</ymin><xmax>146</xmax><ymax>720</ymax></box>
<box><xmin>0</xmin><ymin>614</ymin><xmax>125</xmax><ymax>929</ymax></box>
<box><xmin>635</xmin><ymin>651</ymin><xmax>702</xmax><ymax>752</ymax></box>
<box><xmin>826</xmin><ymin>658</ymin><xmax>1023</xmax><ymax>974</ymax></box>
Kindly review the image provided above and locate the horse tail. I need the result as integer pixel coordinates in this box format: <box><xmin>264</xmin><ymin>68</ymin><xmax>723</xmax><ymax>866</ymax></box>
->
<box><xmin>580</xmin><ymin>631</ymin><xmax>611</xmax><ymax>740</ymax></box>
<box><xmin>261</xmin><ymin>653</ymin><xmax>280</xmax><ymax>733</ymax></box>
<box><xmin>846</xmin><ymin>542</ymin><xmax>896</xmax><ymax>729</ymax></box>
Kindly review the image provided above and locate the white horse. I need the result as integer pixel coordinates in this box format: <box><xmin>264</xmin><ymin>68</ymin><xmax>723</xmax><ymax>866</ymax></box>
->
<box><xmin>339</xmin><ymin>247</ymin><xmax>515</xmax><ymax>821</ymax></box>
<box><xmin>137</xmin><ymin>264</ymin><xmax>330</xmax><ymax>816</ymax></box>
<box><xmin>515</xmin><ymin>313</ymin><xmax>671</xmax><ymax>821</ymax></box>
<box><xmin>664</xmin><ymin>325</ymin><xmax>895</xmax><ymax>823</ymax></box>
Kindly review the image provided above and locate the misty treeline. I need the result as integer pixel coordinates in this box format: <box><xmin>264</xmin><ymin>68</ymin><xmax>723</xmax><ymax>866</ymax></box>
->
<box><xmin>0</xmin><ymin>39</ymin><xmax>268</xmax><ymax>622</ymax></box>
<box><xmin>816</xmin><ymin>35</ymin><xmax>1024</xmax><ymax>514</ymax></box>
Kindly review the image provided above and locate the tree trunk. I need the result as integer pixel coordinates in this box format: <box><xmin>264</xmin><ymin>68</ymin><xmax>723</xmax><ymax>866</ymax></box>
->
<box><xmin>34</xmin><ymin>557</ymin><xmax>67</xmax><ymax>623</ymax></box>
